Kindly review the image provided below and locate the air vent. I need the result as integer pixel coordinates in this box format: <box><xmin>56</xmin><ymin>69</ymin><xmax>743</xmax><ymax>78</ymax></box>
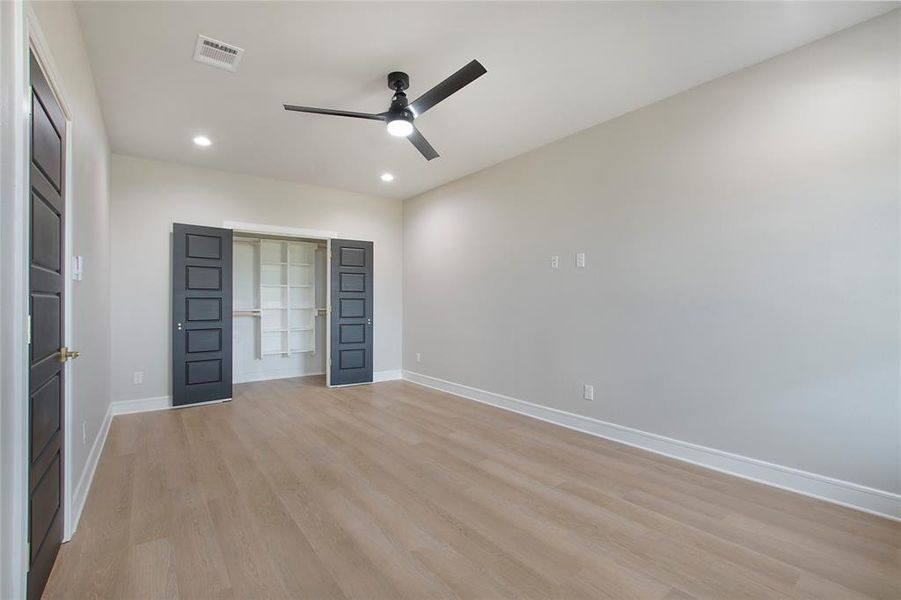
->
<box><xmin>193</xmin><ymin>35</ymin><xmax>244</xmax><ymax>72</ymax></box>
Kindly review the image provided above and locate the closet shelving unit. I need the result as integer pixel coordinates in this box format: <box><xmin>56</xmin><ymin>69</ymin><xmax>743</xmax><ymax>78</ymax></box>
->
<box><xmin>259</xmin><ymin>239</ymin><xmax>317</xmax><ymax>356</ymax></box>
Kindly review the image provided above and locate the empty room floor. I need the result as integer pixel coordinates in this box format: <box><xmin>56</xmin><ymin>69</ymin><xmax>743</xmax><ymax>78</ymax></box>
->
<box><xmin>45</xmin><ymin>378</ymin><xmax>900</xmax><ymax>599</ymax></box>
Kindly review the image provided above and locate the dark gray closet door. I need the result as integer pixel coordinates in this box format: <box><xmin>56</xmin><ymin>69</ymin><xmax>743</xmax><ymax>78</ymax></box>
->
<box><xmin>329</xmin><ymin>239</ymin><xmax>373</xmax><ymax>386</ymax></box>
<box><xmin>27</xmin><ymin>52</ymin><xmax>66</xmax><ymax>600</ymax></box>
<box><xmin>172</xmin><ymin>224</ymin><xmax>233</xmax><ymax>406</ymax></box>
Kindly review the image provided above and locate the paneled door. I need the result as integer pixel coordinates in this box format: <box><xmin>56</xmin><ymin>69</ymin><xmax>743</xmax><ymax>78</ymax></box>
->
<box><xmin>329</xmin><ymin>239</ymin><xmax>374</xmax><ymax>386</ymax></box>
<box><xmin>27</xmin><ymin>52</ymin><xmax>68</xmax><ymax>600</ymax></box>
<box><xmin>172</xmin><ymin>224</ymin><xmax>233</xmax><ymax>406</ymax></box>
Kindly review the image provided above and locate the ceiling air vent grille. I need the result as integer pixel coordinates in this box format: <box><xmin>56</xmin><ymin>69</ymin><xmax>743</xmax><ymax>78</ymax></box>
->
<box><xmin>193</xmin><ymin>35</ymin><xmax>244</xmax><ymax>72</ymax></box>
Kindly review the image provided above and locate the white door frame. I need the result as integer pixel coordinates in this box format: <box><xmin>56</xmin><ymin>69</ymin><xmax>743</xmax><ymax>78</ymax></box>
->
<box><xmin>0</xmin><ymin>2</ymin><xmax>30</xmax><ymax>597</ymax></box>
<box><xmin>222</xmin><ymin>221</ymin><xmax>337</xmax><ymax>386</ymax></box>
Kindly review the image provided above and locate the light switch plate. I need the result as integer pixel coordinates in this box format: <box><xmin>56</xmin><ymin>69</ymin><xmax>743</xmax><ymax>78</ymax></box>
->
<box><xmin>576</xmin><ymin>253</ymin><xmax>586</xmax><ymax>268</ymax></box>
<box><xmin>71</xmin><ymin>255</ymin><xmax>83</xmax><ymax>280</ymax></box>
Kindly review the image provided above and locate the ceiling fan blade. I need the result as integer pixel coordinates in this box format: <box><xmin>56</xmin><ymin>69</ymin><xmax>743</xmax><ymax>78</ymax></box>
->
<box><xmin>408</xmin><ymin>60</ymin><xmax>487</xmax><ymax>117</ymax></box>
<box><xmin>283</xmin><ymin>104</ymin><xmax>386</xmax><ymax>121</ymax></box>
<box><xmin>408</xmin><ymin>126</ymin><xmax>439</xmax><ymax>161</ymax></box>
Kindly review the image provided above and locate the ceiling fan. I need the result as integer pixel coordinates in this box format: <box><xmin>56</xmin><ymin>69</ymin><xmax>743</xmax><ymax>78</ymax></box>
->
<box><xmin>283</xmin><ymin>60</ymin><xmax>487</xmax><ymax>161</ymax></box>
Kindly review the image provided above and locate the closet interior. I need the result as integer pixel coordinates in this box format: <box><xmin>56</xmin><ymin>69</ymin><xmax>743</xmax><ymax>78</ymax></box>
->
<box><xmin>233</xmin><ymin>235</ymin><xmax>327</xmax><ymax>383</ymax></box>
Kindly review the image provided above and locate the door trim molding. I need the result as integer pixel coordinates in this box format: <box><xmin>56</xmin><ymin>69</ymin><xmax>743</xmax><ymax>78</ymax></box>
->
<box><xmin>0</xmin><ymin>2</ymin><xmax>30</xmax><ymax>596</ymax></box>
<box><xmin>222</xmin><ymin>220</ymin><xmax>337</xmax><ymax>240</ymax></box>
<box><xmin>402</xmin><ymin>370</ymin><xmax>901</xmax><ymax>522</ymax></box>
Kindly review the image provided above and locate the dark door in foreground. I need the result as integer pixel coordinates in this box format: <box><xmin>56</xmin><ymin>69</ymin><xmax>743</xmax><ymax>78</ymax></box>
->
<box><xmin>28</xmin><ymin>51</ymin><xmax>66</xmax><ymax>600</ymax></box>
<box><xmin>329</xmin><ymin>239</ymin><xmax>373</xmax><ymax>386</ymax></box>
<box><xmin>172</xmin><ymin>223</ymin><xmax>233</xmax><ymax>406</ymax></box>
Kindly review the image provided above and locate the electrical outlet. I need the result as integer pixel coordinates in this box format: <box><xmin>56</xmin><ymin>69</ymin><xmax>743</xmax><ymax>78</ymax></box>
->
<box><xmin>583</xmin><ymin>384</ymin><xmax>594</xmax><ymax>401</ymax></box>
<box><xmin>415</xmin><ymin>352</ymin><xmax>421</xmax><ymax>363</ymax></box>
<box><xmin>133</xmin><ymin>371</ymin><xmax>143</xmax><ymax>385</ymax></box>
<box><xmin>576</xmin><ymin>252</ymin><xmax>586</xmax><ymax>268</ymax></box>
<box><xmin>82</xmin><ymin>421</ymin><xmax>87</xmax><ymax>444</ymax></box>
<box><xmin>551</xmin><ymin>255</ymin><xmax>559</xmax><ymax>269</ymax></box>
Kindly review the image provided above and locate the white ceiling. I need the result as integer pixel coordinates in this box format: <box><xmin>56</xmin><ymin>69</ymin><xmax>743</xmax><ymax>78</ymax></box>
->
<box><xmin>75</xmin><ymin>1</ymin><xmax>896</xmax><ymax>200</ymax></box>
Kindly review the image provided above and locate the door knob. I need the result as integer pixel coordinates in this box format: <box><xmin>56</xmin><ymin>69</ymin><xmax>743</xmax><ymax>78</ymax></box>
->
<box><xmin>59</xmin><ymin>346</ymin><xmax>80</xmax><ymax>363</ymax></box>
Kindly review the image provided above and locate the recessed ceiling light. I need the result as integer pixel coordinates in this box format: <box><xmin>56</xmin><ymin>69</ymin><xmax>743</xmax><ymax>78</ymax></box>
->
<box><xmin>193</xmin><ymin>135</ymin><xmax>212</xmax><ymax>147</ymax></box>
<box><xmin>380</xmin><ymin>172</ymin><xmax>394</xmax><ymax>182</ymax></box>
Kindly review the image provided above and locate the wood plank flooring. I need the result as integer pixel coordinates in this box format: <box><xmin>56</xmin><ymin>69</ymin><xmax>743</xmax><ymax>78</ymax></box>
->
<box><xmin>44</xmin><ymin>377</ymin><xmax>900</xmax><ymax>599</ymax></box>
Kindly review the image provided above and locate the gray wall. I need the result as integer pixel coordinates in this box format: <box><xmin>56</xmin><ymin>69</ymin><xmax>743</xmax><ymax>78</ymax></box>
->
<box><xmin>403</xmin><ymin>13</ymin><xmax>900</xmax><ymax>493</ymax></box>
<box><xmin>110</xmin><ymin>154</ymin><xmax>403</xmax><ymax>404</ymax></box>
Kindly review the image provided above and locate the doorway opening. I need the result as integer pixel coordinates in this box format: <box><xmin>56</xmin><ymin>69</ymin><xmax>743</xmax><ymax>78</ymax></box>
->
<box><xmin>232</xmin><ymin>233</ymin><xmax>328</xmax><ymax>386</ymax></box>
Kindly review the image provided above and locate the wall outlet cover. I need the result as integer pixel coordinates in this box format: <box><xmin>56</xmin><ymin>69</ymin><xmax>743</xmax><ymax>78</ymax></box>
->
<box><xmin>583</xmin><ymin>384</ymin><xmax>594</xmax><ymax>401</ymax></box>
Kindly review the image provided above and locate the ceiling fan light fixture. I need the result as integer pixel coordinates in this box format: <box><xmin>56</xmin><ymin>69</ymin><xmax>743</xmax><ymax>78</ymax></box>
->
<box><xmin>386</xmin><ymin>117</ymin><xmax>414</xmax><ymax>137</ymax></box>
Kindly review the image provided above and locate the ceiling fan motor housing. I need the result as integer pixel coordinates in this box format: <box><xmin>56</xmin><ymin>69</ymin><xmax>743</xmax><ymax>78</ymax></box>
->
<box><xmin>388</xmin><ymin>71</ymin><xmax>410</xmax><ymax>91</ymax></box>
<box><xmin>387</xmin><ymin>72</ymin><xmax>413</xmax><ymax>121</ymax></box>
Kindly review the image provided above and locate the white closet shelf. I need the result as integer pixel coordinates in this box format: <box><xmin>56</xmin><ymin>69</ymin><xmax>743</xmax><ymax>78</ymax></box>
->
<box><xmin>256</xmin><ymin>239</ymin><xmax>317</xmax><ymax>357</ymax></box>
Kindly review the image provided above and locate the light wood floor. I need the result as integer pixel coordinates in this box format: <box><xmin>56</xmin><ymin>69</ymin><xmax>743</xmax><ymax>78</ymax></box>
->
<box><xmin>45</xmin><ymin>377</ymin><xmax>899</xmax><ymax>599</ymax></box>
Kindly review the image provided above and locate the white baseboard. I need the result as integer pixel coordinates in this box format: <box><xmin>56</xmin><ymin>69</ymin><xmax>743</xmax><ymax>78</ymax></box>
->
<box><xmin>402</xmin><ymin>370</ymin><xmax>901</xmax><ymax>521</ymax></box>
<box><xmin>235</xmin><ymin>371</ymin><xmax>325</xmax><ymax>384</ymax></box>
<box><xmin>69</xmin><ymin>401</ymin><xmax>113</xmax><ymax>537</ymax></box>
<box><xmin>110</xmin><ymin>395</ymin><xmax>172</xmax><ymax>415</ymax></box>
<box><xmin>373</xmin><ymin>369</ymin><xmax>403</xmax><ymax>382</ymax></box>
